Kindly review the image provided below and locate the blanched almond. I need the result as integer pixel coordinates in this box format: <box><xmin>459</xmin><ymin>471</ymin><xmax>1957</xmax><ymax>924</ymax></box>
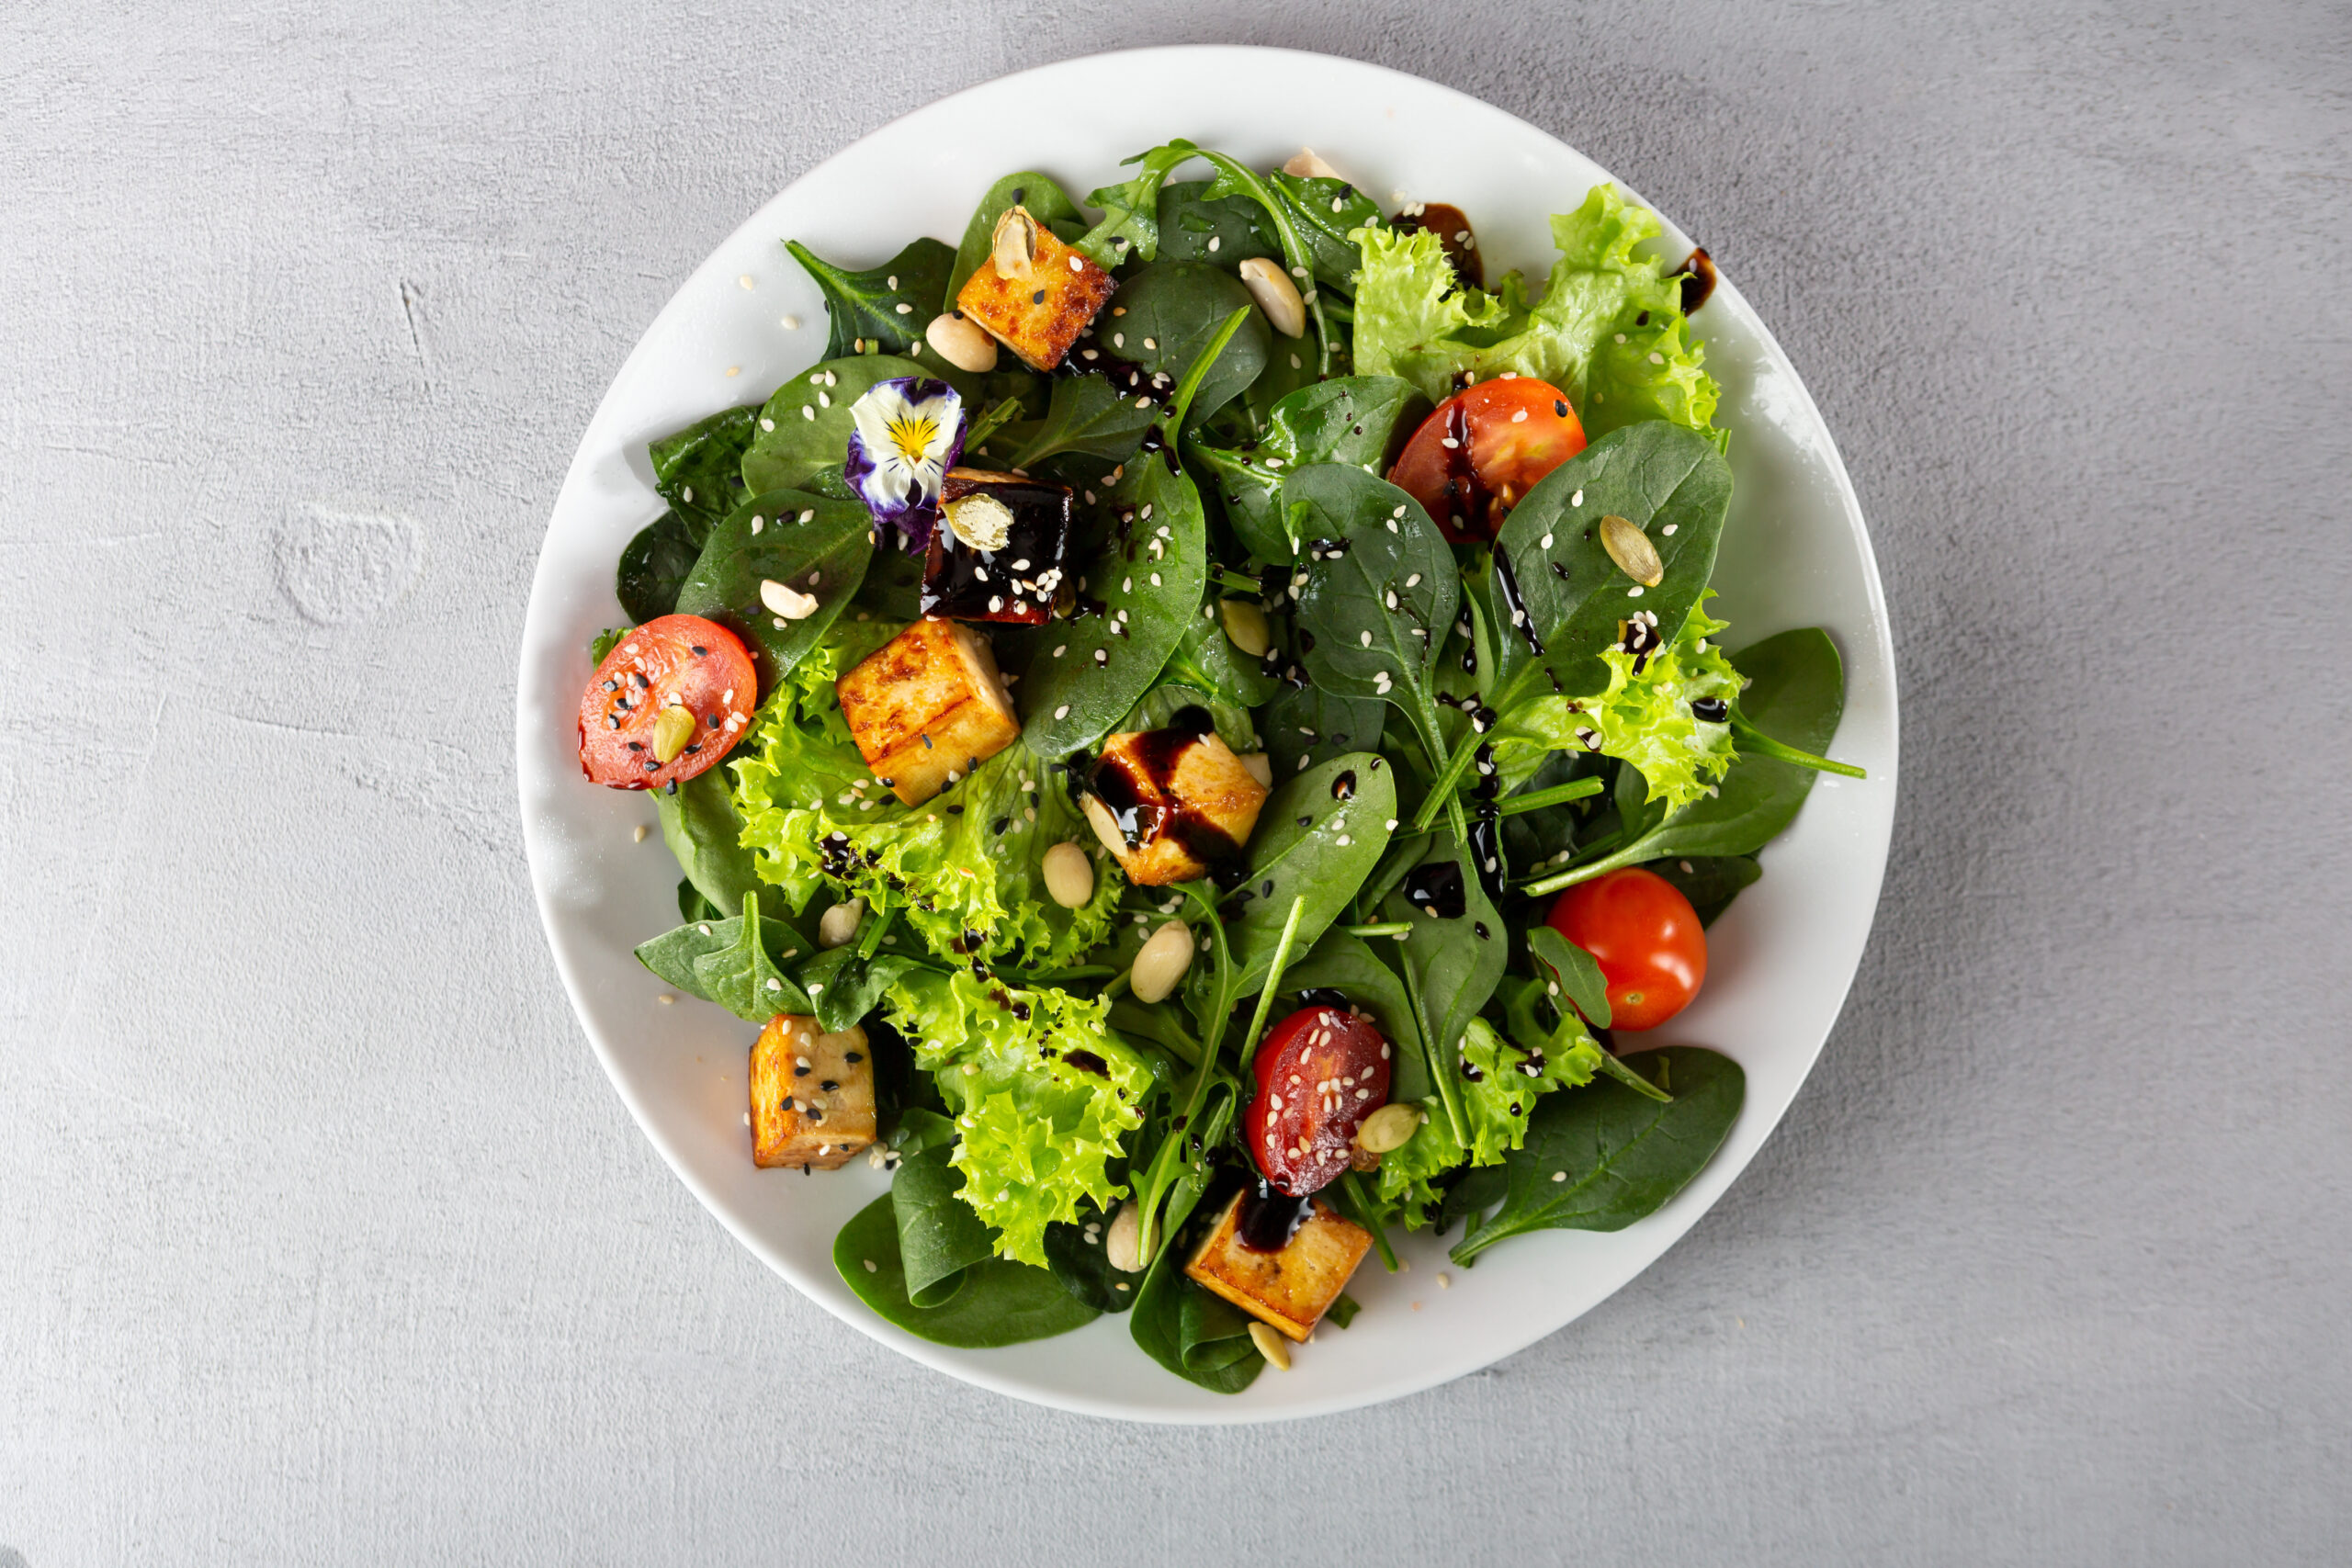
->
<box><xmin>1130</xmin><ymin>919</ymin><xmax>1193</xmax><ymax>1004</ymax></box>
<box><xmin>1041</xmin><ymin>841</ymin><xmax>1094</xmax><ymax>908</ymax></box>
<box><xmin>1249</xmin><ymin>1321</ymin><xmax>1293</xmax><ymax>1370</ymax></box>
<box><xmin>760</xmin><ymin>578</ymin><xmax>819</xmax><ymax>619</ymax></box>
<box><xmin>1238</xmin><ymin>256</ymin><xmax>1306</xmax><ymax>339</ymax></box>
<box><xmin>1238</xmin><ymin>751</ymin><xmax>1273</xmax><ymax>789</ymax></box>
<box><xmin>1283</xmin><ymin>149</ymin><xmax>1341</xmax><ymax>180</ymax></box>
<box><xmin>925</xmin><ymin>310</ymin><xmax>998</xmax><ymax>373</ymax></box>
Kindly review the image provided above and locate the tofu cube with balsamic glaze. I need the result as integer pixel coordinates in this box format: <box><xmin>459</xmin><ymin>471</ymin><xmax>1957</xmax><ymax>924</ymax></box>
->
<box><xmin>751</xmin><ymin>1016</ymin><xmax>876</xmax><ymax>1169</ymax></box>
<box><xmin>1184</xmin><ymin>1190</ymin><xmax>1372</xmax><ymax>1343</ymax></box>
<box><xmin>1080</xmin><ymin>714</ymin><xmax>1270</xmax><ymax>886</ymax></box>
<box><xmin>922</xmin><ymin>468</ymin><xmax>1070</xmax><ymax>626</ymax></box>
<box><xmin>954</xmin><ymin>219</ymin><xmax>1117</xmax><ymax>372</ymax></box>
<box><xmin>836</xmin><ymin>618</ymin><xmax>1021</xmax><ymax>807</ymax></box>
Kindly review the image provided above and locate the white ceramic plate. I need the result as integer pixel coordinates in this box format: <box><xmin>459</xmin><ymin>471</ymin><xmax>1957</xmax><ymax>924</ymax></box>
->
<box><xmin>516</xmin><ymin>45</ymin><xmax>1897</xmax><ymax>1424</ymax></box>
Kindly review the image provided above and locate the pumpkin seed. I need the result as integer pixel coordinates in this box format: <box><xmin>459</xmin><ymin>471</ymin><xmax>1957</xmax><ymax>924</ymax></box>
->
<box><xmin>1219</xmin><ymin>597</ymin><xmax>1272</xmax><ymax>658</ymax></box>
<box><xmin>1247</xmin><ymin>1321</ymin><xmax>1293</xmax><ymax>1370</ymax></box>
<box><xmin>1599</xmin><ymin>514</ymin><xmax>1664</xmax><ymax>587</ymax></box>
<box><xmin>650</xmin><ymin>705</ymin><xmax>696</xmax><ymax>764</ymax></box>
<box><xmin>991</xmin><ymin>206</ymin><xmax>1038</xmax><ymax>279</ymax></box>
<box><xmin>1355</xmin><ymin>1101</ymin><xmax>1422</xmax><ymax>1154</ymax></box>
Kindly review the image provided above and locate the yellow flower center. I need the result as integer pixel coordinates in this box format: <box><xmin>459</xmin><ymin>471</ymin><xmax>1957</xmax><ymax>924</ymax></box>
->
<box><xmin>886</xmin><ymin>413</ymin><xmax>939</xmax><ymax>468</ymax></box>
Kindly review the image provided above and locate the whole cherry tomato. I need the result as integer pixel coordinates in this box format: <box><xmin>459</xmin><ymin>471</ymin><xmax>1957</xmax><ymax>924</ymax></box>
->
<box><xmin>1545</xmin><ymin>868</ymin><xmax>1708</xmax><ymax>1032</ymax></box>
<box><xmin>1244</xmin><ymin>1004</ymin><xmax>1393</xmax><ymax>1196</ymax></box>
<box><xmin>1387</xmin><ymin>376</ymin><xmax>1587</xmax><ymax>541</ymax></box>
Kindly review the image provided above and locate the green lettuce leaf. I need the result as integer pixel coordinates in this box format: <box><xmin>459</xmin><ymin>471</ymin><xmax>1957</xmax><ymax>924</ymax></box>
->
<box><xmin>884</xmin><ymin>969</ymin><xmax>1154</xmax><ymax>1266</ymax></box>
<box><xmin>728</xmin><ymin>621</ymin><xmax>1124</xmax><ymax>969</ymax></box>
<box><xmin>1374</xmin><ymin>1013</ymin><xmax>1600</xmax><ymax>1224</ymax></box>
<box><xmin>1493</xmin><ymin>599</ymin><xmax>1742</xmax><ymax>812</ymax></box>
<box><xmin>1350</xmin><ymin>185</ymin><xmax>1719</xmax><ymax>440</ymax></box>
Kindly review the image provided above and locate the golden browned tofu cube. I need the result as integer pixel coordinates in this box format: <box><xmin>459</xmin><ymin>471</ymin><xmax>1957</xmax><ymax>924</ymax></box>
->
<box><xmin>954</xmin><ymin>216</ymin><xmax>1117</xmax><ymax>372</ymax></box>
<box><xmin>836</xmin><ymin>618</ymin><xmax>1020</xmax><ymax>807</ymax></box>
<box><xmin>750</xmin><ymin>1015</ymin><xmax>876</xmax><ymax>1170</ymax></box>
<box><xmin>1184</xmin><ymin>1190</ymin><xmax>1372</xmax><ymax>1342</ymax></box>
<box><xmin>1080</xmin><ymin>726</ymin><xmax>1270</xmax><ymax>886</ymax></box>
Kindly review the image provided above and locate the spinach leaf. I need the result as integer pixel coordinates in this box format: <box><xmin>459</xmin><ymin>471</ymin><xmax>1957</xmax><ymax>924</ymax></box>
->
<box><xmin>1155</xmin><ymin>179</ymin><xmax>1278</xmax><ymax>266</ymax></box>
<box><xmin>654</xmin><ymin>767</ymin><xmax>783</xmax><ymax>932</ymax></box>
<box><xmin>1043</xmin><ymin>1208</ymin><xmax>1139</xmax><ymax>1314</ymax></box>
<box><xmin>835</xmin><ymin>1192</ymin><xmax>1098</xmax><ymax>1348</ymax></box>
<box><xmin>741</xmin><ymin>354</ymin><xmax>928</xmax><ymax>495</ymax></box>
<box><xmin>1486</xmin><ymin>421</ymin><xmax>1732</xmax><ymax>704</ymax></box>
<box><xmin>1075</xmin><ymin>142</ymin><xmax>1203</xmax><ymax>268</ymax></box>
<box><xmin>786</xmin><ymin>236</ymin><xmax>956</xmax><ymax>359</ymax></box>
<box><xmin>1018</xmin><ymin>458</ymin><xmax>1207</xmax><ymax>757</ymax></box>
<box><xmin>677</xmin><ymin>878</ymin><xmax>720</xmax><ymax>923</ymax></box>
<box><xmin>1287</xmin><ymin>464</ymin><xmax>1457</xmax><ymax>767</ymax></box>
<box><xmin>949</xmin><ymin>171</ymin><xmax>1085</xmax><ymax>300</ymax></box>
<box><xmin>1380</xmin><ymin>835</ymin><xmax>1507</xmax><ymax>1142</ymax></box>
<box><xmin>1129</xmin><ymin>1234</ymin><xmax>1261</xmax><ymax>1393</ymax></box>
<box><xmin>1261</xmin><ymin>169</ymin><xmax>1385</xmax><ymax>291</ymax></box>
<box><xmin>649</xmin><ymin>404</ymin><xmax>760</xmax><ymax>545</ymax></box>
<box><xmin>1650</xmin><ymin>853</ymin><xmax>1761</xmax><ymax>926</ymax></box>
<box><xmin>1450</xmin><ymin>1046</ymin><xmax>1745</xmax><ymax>1264</ymax></box>
<box><xmin>1190</xmin><ymin>376</ymin><xmax>1431</xmax><ymax>562</ymax></box>
<box><xmin>1530</xmin><ymin>626</ymin><xmax>1847</xmax><ymax>891</ymax></box>
<box><xmin>1281</xmin><ymin>929</ymin><xmax>1430</xmax><ymax>1103</ymax></box>
<box><xmin>1526</xmin><ymin>924</ymin><xmax>1611</xmax><ymax>1029</ymax></box>
<box><xmin>1119</xmin><ymin>681</ymin><xmax>1255</xmax><ymax>753</ymax></box>
<box><xmin>616</xmin><ymin>511</ymin><xmax>700</xmax><ymax>623</ymax></box>
<box><xmin>1188</xmin><ymin>150</ymin><xmax>1338</xmax><ymax>371</ymax></box>
<box><xmin>893</xmin><ymin>1145</ymin><xmax>998</xmax><ymax>1307</ymax></box>
<box><xmin>1102</xmin><ymin>262</ymin><xmax>1270</xmax><ymax>429</ymax></box>
<box><xmin>635</xmin><ymin>892</ymin><xmax>812</xmax><ymax>1021</ymax></box>
<box><xmin>795</xmin><ymin>946</ymin><xmax>922</xmax><ymax>1033</ymax></box>
<box><xmin>1199</xmin><ymin>751</ymin><xmax>1395</xmax><ymax>1006</ymax></box>
<box><xmin>1004</xmin><ymin>373</ymin><xmax>1157</xmax><ymax>472</ymax></box>
<box><xmin>673</xmin><ymin>489</ymin><xmax>875</xmax><ymax>694</ymax></box>
<box><xmin>1262</xmin><ymin>682</ymin><xmax>1391</xmax><ymax>782</ymax></box>
<box><xmin>1164</xmin><ymin>600</ymin><xmax>1279</xmax><ymax>713</ymax></box>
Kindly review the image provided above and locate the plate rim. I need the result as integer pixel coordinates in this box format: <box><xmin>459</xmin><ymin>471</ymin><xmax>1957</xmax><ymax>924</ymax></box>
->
<box><xmin>514</xmin><ymin>41</ymin><xmax>1899</xmax><ymax>1425</ymax></box>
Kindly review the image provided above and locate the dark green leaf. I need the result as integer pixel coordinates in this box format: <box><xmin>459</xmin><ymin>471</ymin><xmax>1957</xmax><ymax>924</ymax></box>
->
<box><xmin>1262</xmin><ymin>682</ymin><xmax>1391</xmax><ymax>782</ymax></box>
<box><xmin>1018</xmin><ymin>458</ymin><xmax>1207</xmax><ymax>757</ymax></box>
<box><xmin>1381</xmin><ymin>835</ymin><xmax>1508</xmax><ymax>1127</ymax></box>
<box><xmin>616</xmin><ymin>511</ymin><xmax>699</xmax><ymax>623</ymax></box>
<box><xmin>1451</xmin><ymin>1047</ymin><xmax>1745</xmax><ymax>1264</ymax></box>
<box><xmin>1102</xmin><ymin>262</ymin><xmax>1271</xmax><ymax>429</ymax></box>
<box><xmin>1155</xmin><ymin>179</ymin><xmax>1279</xmax><ymax>266</ymax></box>
<box><xmin>893</xmin><ymin>1145</ymin><xmax>998</xmax><ymax>1307</ymax></box>
<box><xmin>677</xmin><ymin>877</ymin><xmax>720</xmax><ymax>924</ymax></box>
<box><xmin>1650</xmin><ymin>853</ymin><xmax>1762</xmax><ymax>926</ymax></box>
<box><xmin>673</xmin><ymin>489</ymin><xmax>874</xmax><ymax>695</ymax></box>
<box><xmin>1190</xmin><ymin>376</ymin><xmax>1431</xmax><ymax>562</ymax></box>
<box><xmin>1260</xmin><ymin>169</ymin><xmax>1386</xmax><ymax>291</ymax></box>
<box><xmin>1164</xmin><ymin>600</ymin><xmax>1280</xmax><ymax>712</ymax></box>
<box><xmin>1326</xmin><ymin>1292</ymin><xmax>1363</xmax><ymax>1329</ymax></box>
<box><xmin>1201</xmin><ymin>752</ymin><xmax>1396</xmax><ymax>1008</ymax></box>
<box><xmin>950</xmin><ymin>171</ymin><xmax>1086</xmax><ymax>301</ymax></box>
<box><xmin>1004</xmin><ymin>372</ymin><xmax>1157</xmax><ymax>472</ymax></box>
<box><xmin>634</xmin><ymin>892</ymin><xmax>812</xmax><ymax>1021</ymax></box>
<box><xmin>786</xmin><ymin>236</ymin><xmax>956</xmax><ymax>359</ymax></box>
<box><xmin>1487</xmin><ymin>422</ymin><xmax>1732</xmax><ymax>704</ymax></box>
<box><xmin>1075</xmin><ymin>141</ymin><xmax>1202</xmax><ymax>269</ymax></box>
<box><xmin>1128</xmin><ymin>1233</ymin><xmax>1261</xmax><ymax>1393</ymax></box>
<box><xmin>654</xmin><ymin>767</ymin><xmax>787</xmax><ymax>934</ymax></box>
<box><xmin>649</xmin><ymin>404</ymin><xmax>760</xmax><ymax>544</ymax></box>
<box><xmin>796</xmin><ymin>945</ymin><xmax>922</xmax><ymax>1033</ymax></box>
<box><xmin>741</xmin><ymin>354</ymin><xmax>929</xmax><ymax>496</ymax></box>
<box><xmin>1527</xmin><ymin>924</ymin><xmax>1611</xmax><ymax>1029</ymax></box>
<box><xmin>1280</xmin><ymin>929</ymin><xmax>1429</xmax><ymax>1103</ymax></box>
<box><xmin>835</xmin><ymin>1193</ymin><xmax>1098</xmax><ymax>1348</ymax></box>
<box><xmin>1289</xmin><ymin>464</ymin><xmax>1457</xmax><ymax>762</ymax></box>
<box><xmin>1042</xmin><ymin>1208</ymin><xmax>1140</xmax><ymax>1314</ymax></box>
<box><xmin>588</xmin><ymin>626</ymin><xmax>628</xmax><ymax>665</ymax></box>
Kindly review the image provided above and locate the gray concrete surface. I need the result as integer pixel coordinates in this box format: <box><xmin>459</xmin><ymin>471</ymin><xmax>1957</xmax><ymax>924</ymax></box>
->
<box><xmin>5</xmin><ymin>2</ymin><xmax>2348</xmax><ymax>1562</ymax></box>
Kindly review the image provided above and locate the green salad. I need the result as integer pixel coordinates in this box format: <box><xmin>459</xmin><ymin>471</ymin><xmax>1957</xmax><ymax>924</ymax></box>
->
<box><xmin>573</xmin><ymin>141</ymin><xmax>1860</xmax><ymax>1391</ymax></box>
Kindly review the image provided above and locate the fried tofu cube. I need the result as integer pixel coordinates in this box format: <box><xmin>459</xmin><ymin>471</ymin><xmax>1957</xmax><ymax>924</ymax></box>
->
<box><xmin>954</xmin><ymin>211</ymin><xmax>1117</xmax><ymax>372</ymax></box>
<box><xmin>1184</xmin><ymin>1190</ymin><xmax>1372</xmax><ymax>1342</ymax></box>
<box><xmin>836</xmin><ymin>618</ymin><xmax>1021</xmax><ymax>807</ymax></box>
<box><xmin>751</xmin><ymin>1015</ymin><xmax>876</xmax><ymax>1170</ymax></box>
<box><xmin>1080</xmin><ymin>724</ymin><xmax>1270</xmax><ymax>886</ymax></box>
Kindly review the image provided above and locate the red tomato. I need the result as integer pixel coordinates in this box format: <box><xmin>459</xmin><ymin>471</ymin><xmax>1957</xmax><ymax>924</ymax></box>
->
<box><xmin>1388</xmin><ymin>377</ymin><xmax>1588</xmax><ymax>541</ymax></box>
<box><xmin>1545</xmin><ymin>868</ymin><xmax>1708</xmax><ymax>1032</ymax></box>
<box><xmin>1244</xmin><ymin>1004</ymin><xmax>1393</xmax><ymax>1196</ymax></box>
<box><xmin>577</xmin><ymin>615</ymin><xmax>758</xmax><ymax>790</ymax></box>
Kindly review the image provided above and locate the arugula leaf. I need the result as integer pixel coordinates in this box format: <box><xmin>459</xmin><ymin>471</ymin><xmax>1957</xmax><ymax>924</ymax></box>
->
<box><xmin>950</xmin><ymin>171</ymin><xmax>1085</xmax><ymax>300</ymax></box>
<box><xmin>588</xmin><ymin>626</ymin><xmax>628</xmax><ymax>665</ymax></box>
<box><xmin>1451</xmin><ymin>1047</ymin><xmax>1744</xmax><ymax>1264</ymax></box>
<box><xmin>1379</xmin><ymin>834</ymin><xmax>1506</xmax><ymax>1149</ymax></box>
<box><xmin>1189</xmin><ymin>376</ymin><xmax>1431</xmax><ymax>562</ymax></box>
<box><xmin>1528</xmin><ymin>626</ymin><xmax>1848</xmax><ymax>894</ymax></box>
<box><xmin>1199</xmin><ymin>751</ymin><xmax>1396</xmax><ymax>1005</ymax></box>
<box><xmin>882</xmin><ymin>969</ymin><xmax>1153</xmax><ymax>1267</ymax></box>
<box><xmin>648</xmin><ymin>404</ymin><xmax>760</xmax><ymax>545</ymax></box>
<box><xmin>1189</xmin><ymin>150</ymin><xmax>1339</xmax><ymax>371</ymax></box>
<box><xmin>1017</xmin><ymin>457</ymin><xmax>1208</xmax><ymax>757</ymax></box>
<box><xmin>1526</xmin><ymin>924</ymin><xmax>1611</xmax><ymax>1028</ymax></box>
<box><xmin>786</xmin><ymin>236</ymin><xmax>956</xmax><ymax>359</ymax></box>
<box><xmin>1004</xmin><ymin>373</ymin><xmax>1158</xmax><ymax>472</ymax></box>
<box><xmin>835</xmin><ymin>1192</ymin><xmax>1097</xmax><ymax>1347</ymax></box>
<box><xmin>1374</xmin><ymin>1013</ymin><xmax>1599</xmax><ymax>1223</ymax></box>
<box><xmin>1287</xmin><ymin>464</ymin><xmax>1458</xmax><ymax>769</ymax></box>
<box><xmin>635</xmin><ymin>891</ymin><xmax>812</xmax><ymax>1021</ymax></box>
<box><xmin>616</xmin><ymin>511</ymin><xmax>699</xmax><ymax>623</ymax></box>
<box><xmin>1075</xmin><ymin>141</ymin><xmax>1203</xmax><ymax>268</ymax></box>
<box><xmin>741</xmin><ymin>354</ymin><xmax>930</xmax><ymax>495</ymax></box>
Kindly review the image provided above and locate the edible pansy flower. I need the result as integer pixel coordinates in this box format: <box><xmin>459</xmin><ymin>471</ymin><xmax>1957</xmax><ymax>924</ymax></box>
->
<box><xmin>843</xmin><ymin>377</ymin><xmax>965</xmax><ymax>551</ymax></box>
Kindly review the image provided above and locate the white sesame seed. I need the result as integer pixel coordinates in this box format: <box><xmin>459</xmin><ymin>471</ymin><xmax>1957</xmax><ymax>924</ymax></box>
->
<box><xmin>1055</xmin><ymin>705</ymin><xmax>1070</xmax><ymax>719</ymax></box>
<box><xmin>1662</xmin><ymin>523</ymin><xmax>1679</xmax><ymax>536</ymax></box>
<box><xmin>1628</xmin><ymin>585</ymin><xmax>1645</xmax><ymax>597</ymax></box>
<box><xmin>1571</xmin><ymin>490</ymin><xmax>1583</xmax><ymax>506</ymax></box>
<box><xmin>800</xmin><ymin>406</ymin><xmax>815</xmax><ymax>422</ymax></box>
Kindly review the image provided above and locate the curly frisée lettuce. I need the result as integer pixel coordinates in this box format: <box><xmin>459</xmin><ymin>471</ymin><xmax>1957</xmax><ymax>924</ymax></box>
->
<box><xmin>1374</xmin><ymin>1015</ymin><xmax>1602</xmax><ymax>1223</ymax></box>
<box><xmin>730</xmin><ymin>623</ymin><xmax>1124</xmax><ymax>968</ymax></box>
<box><xmin>885</xmin><ymin>968</ymin><xmax>1153</xmax><ymax>1265</ymax></box>
<box><xmin>1494</xmin><ymin>600</ymin><xmax>1742</xmax><ymax>811</ymax></box>
<box><xmin>1351</xmin><ymin>184</ymin><xmax>1720</xmax><ymax>441</ymax></box>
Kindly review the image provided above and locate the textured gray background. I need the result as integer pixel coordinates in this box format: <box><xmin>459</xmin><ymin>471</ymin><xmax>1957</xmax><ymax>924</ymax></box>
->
<box><xmin>4</xmin><ymin>1</ymin><xmax>2347</xmax><ymax>1562</ymax></box>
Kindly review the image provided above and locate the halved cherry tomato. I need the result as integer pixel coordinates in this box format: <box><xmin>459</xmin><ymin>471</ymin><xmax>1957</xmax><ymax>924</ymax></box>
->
<box><xmin>1544</xmin><ymin>868</ymin><xmax>1707</xmax><ymax>1032</ymax></box>
<box><xmin>1387</xmin><ymin>376</ymin><xmax>1587</xmax><ymax>541</ymax></box>
<box><xmin>577</xmin><ymin>614</ymin><xmax>757</xmax><ymax>791</ymax></box>
<box><xmin>1244</xmin><ymin>1004</ymin><xmax>1393</xmax><ymax>1196</ymax></box>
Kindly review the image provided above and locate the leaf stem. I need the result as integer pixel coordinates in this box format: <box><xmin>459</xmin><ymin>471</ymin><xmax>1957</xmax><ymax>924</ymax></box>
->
<box><xmin>1165</xmin><ymin>306</ymin><xmax>1253</xmax><ymax>434</ymax></box>
<box><xmin>1731</xmin><ymin>715</ymin><xmax>1866</xmax><ymax>779</ymax></box>
<box><xmin>1497</xmin><ymin>776</ymin><xmax>1606</xmax><ymax>818</ymax></box>
<box><xmin>1237</xmin><ymin>896</ymin><xmax>1308</xmax><ymax>1072</ymax></box>
<box><xmin>855</xmin><ymin>905</ymin><xmax>898</xmax><ymax>961</ymax></box>
<box><xmin>1593</xmin><ymin>1049</ymin><xmax>1673</xmax><ymax>1103</ymax></box>
<box><xmin>1399</xmin><ymin>953</ymin><xmax>1469</xmax><ymax>1147</ymax></box>
<box><xmin>1337</xmin><ymin>1170</ymin><xmax>1399</xmax><ymax>1272</ymax></box>
<box><xmin>1340</xmin><ymin>921</ymin><xmax>1413</xmax><ymax>939</ymax></box>
<box><xmin>1410</xmin><ymin>727</ymin><xmax>1485</xmax><ymax>832</ymax></box>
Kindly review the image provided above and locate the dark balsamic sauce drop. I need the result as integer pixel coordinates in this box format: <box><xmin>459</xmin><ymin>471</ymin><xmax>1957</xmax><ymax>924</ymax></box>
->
<box><xmin>1402</xmin><ymin>860</ymin><xmax>1467</xmax><ymax>920</ymax></box>
<box><xmin>1675</xmin><ymin>247</ymin><xmax>1718</xmax><ymax>313</ymax></box>
<box><xmin>1236</xmin><ymin>1179</ymin><xmax>1314</xmax><ymax>1252</ymax></box>
<box><xmin>1489</xmin><ymin>548</ymin><xmax>1546</xmax><ymax>657</ymax></box>
<box><xmin>1392</xmin><ymin>201</ymin><xmax>1485</xmax><ymax>289</ymax></box>
<box><xmin>1294</xmin><ymin>987</ymin><xmax>1351</xmax><ymax>1010</ymax></box>
<box><xmin>1084</xmin><ymin>706</ymin><xmax>1246</xmax><ymax>868</ymax></box>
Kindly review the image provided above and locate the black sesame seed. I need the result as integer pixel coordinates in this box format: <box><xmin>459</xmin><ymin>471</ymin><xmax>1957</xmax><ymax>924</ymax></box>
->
<box><xmin>779</xmin><ymin>1096</ymin><xmax>795</xmax><ymax>1111</ymax></box>
<box><xmin>820</xmin><ymin>1079</ymin><xmax>839</xmax><ymax>1092</ymax></box>
<box><xmin>1554</xmin><ymin>400</ymin><xmax>1568</xmax><ymax>419</ymax></box>
<box><xmin>793</xmin><ymin>1064</ymin><xmax>810</xmax><ymax>1077</ymax></box>
<box><xmin>1031</xmin><ymin>288</ymin><xmax>1046</xmax><ymax>304</ymax></box>
<box><xmin>920</xmin><ymin>735</ymin><xmax>933</xmax><ymax>750</ymax></box>
<box><xmin>844</xmin><ymin>1052</ymin><xmax>863</xmax><ymax>1064</ymax></box>
<box><xmin>691</xmin><ymin>645</ymin><xmax>707</xmax><ymax>656</ymax></box>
